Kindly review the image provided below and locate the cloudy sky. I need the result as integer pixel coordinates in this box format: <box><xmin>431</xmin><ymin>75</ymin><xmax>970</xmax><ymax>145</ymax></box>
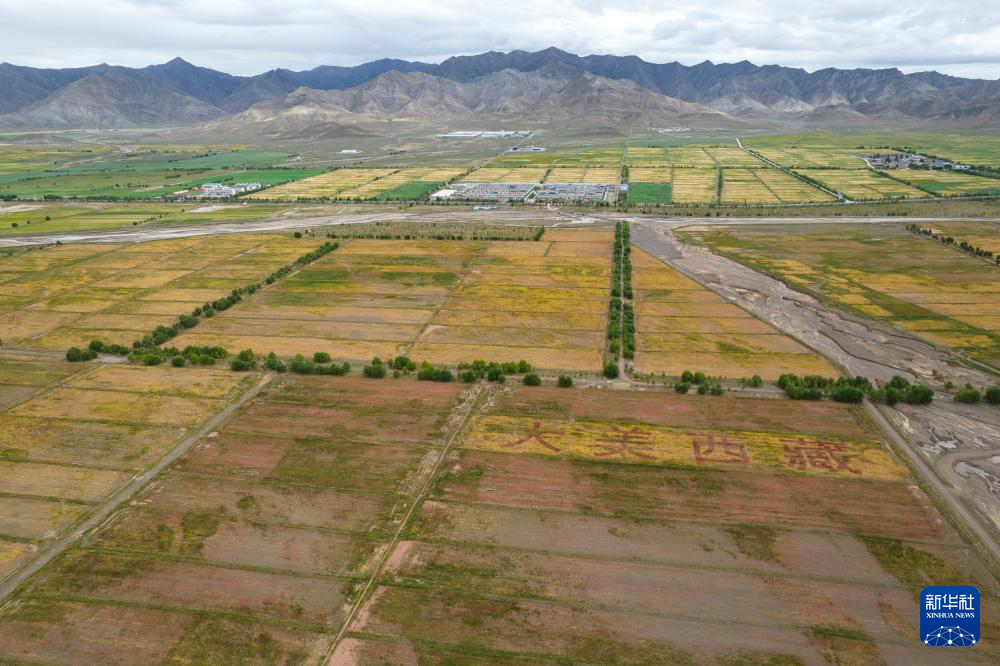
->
<box><xmin>2</xmin><ymin>0</ymin><xmax>999</xmax><ymax>79</ymax></box>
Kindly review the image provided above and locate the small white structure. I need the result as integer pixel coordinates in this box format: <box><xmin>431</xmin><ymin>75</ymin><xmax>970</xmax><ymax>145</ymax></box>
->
<box><xmin>430</xmin><ymin>188</ymin><xmax>458</xmax><ymax>200</ymax></box>
<box><xmin>339</xmin><ymin>149</ymin><xmax>361</xmax><ymax>154</ymax></box>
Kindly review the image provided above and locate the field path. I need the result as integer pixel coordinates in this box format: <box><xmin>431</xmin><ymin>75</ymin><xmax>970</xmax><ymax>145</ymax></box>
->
<box><xmin>0</xmin><ymin>372</ymin><xmax>276</xmax><ymax>605</ymax></box>
<box><xmin>322</xmin><ymin>383</ymin><xmax>487</xmax><ymax>663</ymax></box>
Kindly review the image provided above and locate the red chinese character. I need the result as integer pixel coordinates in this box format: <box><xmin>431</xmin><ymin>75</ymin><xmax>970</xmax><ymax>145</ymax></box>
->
<box><xmin>689</xmin><ymin>432</ymin><xmax>749</xmax><ymax>466</ymax></box>
<box><xmin>503</xmin><ymin>421</ymin><xmax>562</xmax><ymax>453</ymax></box>
<box><xmin>781</xmin><ymin>437</ymin><xmax>861</xmax><ymax>475</ymax></box>
<box><xmin>595</xmin><ymin>426</ymin><xmax>655</xmax><ymax>460</ymax></box>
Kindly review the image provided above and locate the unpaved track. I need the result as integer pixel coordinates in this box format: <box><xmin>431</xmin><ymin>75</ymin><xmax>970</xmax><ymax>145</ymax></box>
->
<box><xmin>0</xmin><ymin>373</ymin><xmax>275</xmax><ymax>605</ymax></box>
<box><xmin>630</xmin><ymin>218</ymin><xmax>1000</xmax><ymax>569</ymax></box>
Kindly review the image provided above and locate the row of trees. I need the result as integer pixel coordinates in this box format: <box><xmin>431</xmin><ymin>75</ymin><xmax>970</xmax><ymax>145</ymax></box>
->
<box><xmin>907</xmin><ymin>224</ymin><xmax>998</xmax><ymax>264</ymax></box>
<box><xmin>777</xmin><ymin>373</ymin><xmax>935</xmax><ymax>406</ymax></box>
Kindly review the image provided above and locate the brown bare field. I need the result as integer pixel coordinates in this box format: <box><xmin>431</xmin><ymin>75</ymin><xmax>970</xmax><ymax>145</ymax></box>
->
<box><xmin>347</xmin><ymin>384</ymin><xmax>999</xmax><ymax>664</ymax></box>
<box><xmin>0</xmin><ymin>375</ymin><xmax>467</xmax><ymax>663</ymax></box>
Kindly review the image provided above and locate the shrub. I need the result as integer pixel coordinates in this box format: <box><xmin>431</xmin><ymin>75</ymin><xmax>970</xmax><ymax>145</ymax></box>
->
<box><xmin>417</xmin><ymin>363</ymin><xmax>452</xmax><ymax>382</ymax></box>
<box><xmin>517</xmin><ymin>360</ymin><xmax>532</xmax><ymax>373</ymax></box>
<box><xmin>313</xmin><ymin>351</ymin><xmax>331</xmax><ymax>364</ymax></box>
<box><xmin>681</xmin><ymin>370</ymin><xmax>694</xmax><ymax>383</ymax></box>
<box><xmin>88</xmin><ymin>340</ymin><xmax>105</xmax><ymax>353</ymax></box>
<box><xmin>675</xmin><ymin>382</ymin><xmax>690</xmax><ymax>394</ymax></box>
<box><xmin>171</xmin><ymin>355</ymin><xmax>185</xmax><ymax>368</ymax></box>
<box><xmin>230</xmin><ymin>358</ymin><xmax>252</xmax><ymax>371</ymax></box>
<box><xmin>830</xmin><ymin>386</ymin><xmax>865</xmax><ymax>403</ymax></box>
<box><xmin>179</xmin><ymin>314</ymin><xmax>199</xmax><ymax>328</ymax></box>
<box><xmin>486</xmin><ymin>366</ymin><xmax>505</xmax><ymax>382</ymax></box>
<box><xmin>363</xmin><ymin>361</ymin><xmax>387</xmax><ymax>378</ymax></box>
<box><xmin>66</xmin><ymin>347</ymin><xmax>84</xmax><ymax>362</ymax></box>
<box><xmin>459</xmin><ymin>369</ymin><xmax>478</xmax><ymax>383</ymax></box>
<box><xmin>603</xmin><ymin>361</ymin><xmax>619</xmax><ymax>379</ymax></box>
<box><xmin>710</xmin><ymin>384</ymin><xmax>724</xmax><ymax>396</ymax></box>
<box><xmin>903</xmin><ymin>384</ymin><xmax>934</xmax><ymax>405</ymax></box>
<box><xmin>557</xmin><ymin>374</ymin><xmax>573</xmax><ymax>388</ymax></box>
<box><xmin>747</xmin><ymin>374</ymin><xmax>763</xmax><ymax>388</ymax></box>
<box><xmin>987</xmin><ymin>387</ymin><xmax>1000</xmax><ymax>405</ymax></box>
<box><xmin>265</xmin><ymin>352</ymin><xmax>286</xmax><ymax>373</ymax></box>
<box><xmin>523</xmin><ymin>373</ymin><xmax>541</xmax><ymax>386</ymax></box>
<box><xmin>141</xmin><ymin>352</ymin><xmax>162</xmax><ymax>366</ymax></box>
<box><xmin>954</xmin><ymin>386</ymin><xmax>981</xmax><ymax>404</ymax></box>
<box><xmin>697</xmin><ymin>384</ymin><xmax>708</xmax><ymax>395</ymax></box>
<box><xmin>693</xmin><ymin>371</ymin><xmax>707</xmax><ymax>385</ymax></box>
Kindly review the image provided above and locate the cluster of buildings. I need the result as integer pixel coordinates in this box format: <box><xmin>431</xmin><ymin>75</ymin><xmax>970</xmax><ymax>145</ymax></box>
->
<box><xmin>652</xmin><ymin>127</ymin><xmax>690</xmax><ymax>133</ymax></box>
<box><xmin>193</xmin><ymin>182</ymin><xmax>262</xmax><ymax>198</ymax></box>
<box><xmin>508</xmin><ymin>145</ymin><xmax>546</xmax><ymax>153</ymax></box>
<box><xmin>857</xmin><ymin>152</ymin><xmax>971</xmax><ymax>171</ymax></box>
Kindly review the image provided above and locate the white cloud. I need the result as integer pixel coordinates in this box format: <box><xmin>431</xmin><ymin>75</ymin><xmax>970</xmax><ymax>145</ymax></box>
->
<box><xmin>0</xmin><ymin>0</ymin><xmax>997</xmax><ymax>78</ymax></box>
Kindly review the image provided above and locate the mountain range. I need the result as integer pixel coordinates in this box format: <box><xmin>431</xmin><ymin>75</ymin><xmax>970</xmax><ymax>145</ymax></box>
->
<box><xmin>1</xmin><ymin>47</ymin><xmax>998</xmax><ymax>130</ymax></box>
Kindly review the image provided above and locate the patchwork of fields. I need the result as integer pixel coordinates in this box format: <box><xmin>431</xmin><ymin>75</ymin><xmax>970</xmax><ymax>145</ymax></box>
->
<box><xmin>0</xmin><ymin>374</ymin><xmax>468</xmax><ymax>664</ymax></box>
<box><xmin>173</xmin><ymin>229</ymin><xmax>611</xmax><ymax>371</ymax></box>
<box><xmin>339</xmin><ymin>384</ymin><xmax>999</xmax><ymax>664</ymax></box>
<box><xmin>686</xmin><ymin>223</ymin><xmax>1000</xmax><ymax>366</ymax></box>
<box><xmin>0</xmin><ymin>234</ymin><xmax>326</xmax><ymax>352</ymax></box>
<box><xmin>0</xmin><ymin>359</ymin><xmax>253</xmax><ymax>584</ymax></box>
<box><xmin>631</xmin><ymin>247</ymin><xmax>837</xmax><ymax>379</ymax></box>
<box><xmin>892</xmin><ymin>170</ymin><xmax>1000</xmax><ymax>197</ymax></box>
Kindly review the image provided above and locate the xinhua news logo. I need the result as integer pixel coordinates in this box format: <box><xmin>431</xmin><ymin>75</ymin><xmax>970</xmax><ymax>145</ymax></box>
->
<box><xmin>921</xmin><ymin>586</ymin><xmax>979</xmax><ymax>647</ymax></box>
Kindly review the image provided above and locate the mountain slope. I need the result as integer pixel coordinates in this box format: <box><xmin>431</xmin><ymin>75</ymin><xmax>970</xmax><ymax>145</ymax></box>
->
<box><xmin>0</xmin><ymin>68</ymin><xmax>224</xmax><ymax>128</ymax></box>
<box><xmin>0</xmin><ymin>49</ymin><xmax>998</xmax><ymax>128</ymax></box>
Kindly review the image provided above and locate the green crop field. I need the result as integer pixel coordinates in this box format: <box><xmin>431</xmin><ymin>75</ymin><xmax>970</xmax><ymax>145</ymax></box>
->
<box><xmin>627</xmin><ymin>182</ymin><xmax>672</xmax><ymax>203</ymax></box>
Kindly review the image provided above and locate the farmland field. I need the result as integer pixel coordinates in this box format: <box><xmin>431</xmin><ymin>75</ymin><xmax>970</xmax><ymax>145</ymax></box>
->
<box><xmin>334</xmin><ymin>384</ymin><xmax>999</xmax><ymax>664</ymax></box>
<box><xmin>890</xmin><ymin>170</ymin><xmax>1000</xmax><ymax>197</ymax></box>
<box><xmin>0</xmin><ymin>233</ymin><xmax>326</xmax><ymax>351</ymax></box>
<box><xmin>174</xmin><ymin>229</ymin><xmax>612</xmax><ymax>371</ymax></box>
<box><xmin>0</xmin><ymin>359</ymin><xmax>254</xmax><ymax>584</ymax></box>
<box><xmin>545</xmin><ymin>166</ymin><xmax>620</xmax><ymax>184</ymax></box>
<box><xmin>683</xmin><ymin>223</ymin><xmax>1000</xmax><ymax>366</ymax></box>
<box><xmin>244</xmin><ymin>168</ymin><xmax>394</xmax><ymax>200</ymax></box>
<box><xmin>804</xmin><ymin>168</ymin><xmax>931</xmax><ymax>200</ymax></box>
<box><xmin>0</xmin><ymin>374</ymin><xmax>468</xmax><ymax>664</ymax></box>
<box><xmin>670</xmin><ymin>167</ymin><xmax>719</xmax><ymax>204</ymax></box>
<box><xmin>460</xmin><ymin>166</ymin><xmax>546</xmax><ymax>182</ymax></box>
<box><xmin>631</xmin><ymin>247</ymin><xmax>837</xmax><ymax>379</ymax></box>
<box><xmin>923</xmin><ymin>220</ymin><xmax>1000</xmax><ymax>257</ymax></box>
<box><xmin>720</xmin><ymin>168</ymin><xmax>780</xmax><ymax>204</ymax></box>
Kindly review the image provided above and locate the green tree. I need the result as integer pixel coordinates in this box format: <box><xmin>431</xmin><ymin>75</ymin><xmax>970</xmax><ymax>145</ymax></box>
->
<box><xmin>523</xmin><ymin>373</ymin><xmax>541</xmax><ymax>386</ymax></box>
<box><xmin>557</xmin><ymin>374</ymin><xmax>573</xmax><ymax>388</ymax></box>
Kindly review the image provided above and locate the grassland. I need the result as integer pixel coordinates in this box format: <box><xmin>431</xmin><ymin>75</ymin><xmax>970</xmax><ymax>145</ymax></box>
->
<box><xmin>631</xmin><ymin>247</ymin><xmax>837</xmax><ymax>379</ymax></box>
<box><xmin>0</xmin><ymin>358</ymin><xmax>253</xmax><ymax>584</ymax></box>
<box><xmin>683</xmin><ymin>223</ymin><xmax>1000</xmax><ymax>367</ymax></box>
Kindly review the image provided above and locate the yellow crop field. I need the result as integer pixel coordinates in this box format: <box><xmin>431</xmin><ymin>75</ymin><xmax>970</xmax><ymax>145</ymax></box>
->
<box><xmin>666</xmin><ymin>146</ymin><xmax>717</xmax><ymax>167</ymax></box>
<box><xmin>752</xmin><ymin>147</ymin><xmax>874</xmax><ymax>169</ymax></box>
<box><xmin>409</xmin><ymin>230</ymin><xmax>612</xmax><ymax>371</ymax></box>
<box><xmin>893</xmin><ymin>170</ymin><xmax>1000</xmax><ymax>197</ymax></box>
<box><xmin>629</xmin><ymin>167</ymin><xmax>672</xmax><ymax>183</ymax></box>
<box><xmin>805</xmin><ymin>169</ymin><xmax>930</xmax><ymax>200</ymax></box>
<box><xmin>0</xmin><ymin>234</ymin><xmax>327</xmax><ymax>350</ymax></box>
<box><xmin>670</xmin><ymin>168</ymin><xmax>718</xmax><ymax>203</ymax></box>
<box><xmin>336</xmin><ymin>167</ymin><xmax>465</xmax><ymax>198</ymax></box>
<box><xmin>546</xmin><ymin>167</ymin><xmax>619</xmax><ymax>184</ymax></box>
<box><xmin>755</xmin><ymin>168</ymin><xmax>835</xmax><ymax>202</ymax></box>
<box><xmin>704</xmin><ymin>146</ymin><xmax>766</xmax><ymax>167</ymax></box>
<box><xmin>625</xmin><ymin>146</ymin><xmax>668</xmax><ymax>165</ymax></box>
<box><xmin>461</xmin><ymin>167</ymin><xmax>546</xmax><ymax>182</ymax></box>
<box><xmin>631</xmin><ymin>247</ymin><xmax>836</xmax><ymax>379</ymax></box>
<box><xmin>246</xmin><ymin>169</ymin><xmax>396</xmax><ymax>199</ymax></box>
<box><xmin>464</xmin><ymin>415</ymin><xmax>903</xmax><ymax>480</ymax></box>
<box><xmin>721</xmin><ymin>169</ymin><xmax>780</xmax><ymax>204</ymax></box>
